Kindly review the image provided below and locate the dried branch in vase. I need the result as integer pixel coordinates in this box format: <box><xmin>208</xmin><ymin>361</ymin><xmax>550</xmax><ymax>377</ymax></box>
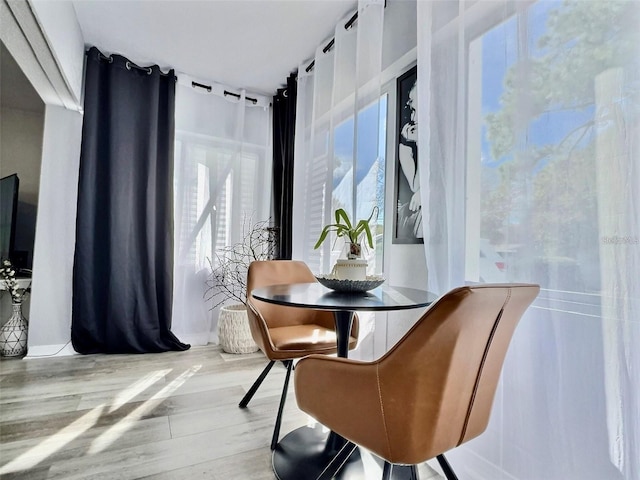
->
<box><xmin>204</xmin><ymin>218</ymin><xmax>278</xmax><ymax>309</ymax></box>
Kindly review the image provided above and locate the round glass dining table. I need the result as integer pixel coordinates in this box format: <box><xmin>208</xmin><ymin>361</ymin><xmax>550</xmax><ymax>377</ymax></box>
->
<box><xmin>251</xmin><ymin>282</ymin><xmax>437</xmax><ymax>480</ymax></box>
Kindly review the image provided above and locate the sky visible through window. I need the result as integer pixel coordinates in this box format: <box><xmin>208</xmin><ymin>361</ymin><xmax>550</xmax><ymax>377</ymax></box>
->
<box><xmin>480</xmin><ymin>0</ymin><xmax>594</xmax><ymax>170</ymax></box>
<box><xmin>332</xmin><ymin>96</ymin><xmax>387</xmax><ymax>223</ymax></box>
<box><xmin>333</xmin><ymin>98</ymin><xmax>387</xmax><ymax>187</ymax></box>
<box><xmin>474</xmin><ymin>0</ymin><xmax>623</xmax><ymax>290</ymax></box>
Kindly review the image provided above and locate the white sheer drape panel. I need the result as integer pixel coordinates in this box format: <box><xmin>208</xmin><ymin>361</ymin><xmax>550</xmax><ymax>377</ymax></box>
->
<box><xmin>293</xmin><ymin>0</ymin><xmax>385</xmax><ymax>274</ymax></box>
<box><xmin>292</xmin><ymin>0</ymin><xmax>385</xmax><ymax>358</ymax></box>
<box><xmin>292</xmin><ymin>66</ymin><xmax>317</xmax><ymax>264</ymax></box>
<box><xmin>417</xmin><ymin>0</ymin><xmax>466</xmax><ymax>295</ymax></box>
<box><xmin>172</xmin><ymin>76</ymin><xmax>272</xmax><ymax>345</ymax></box>
<box><xmin>418</xmin><ymin>1</ymin><xmax>639</xmax><ymax>479</ymax></box>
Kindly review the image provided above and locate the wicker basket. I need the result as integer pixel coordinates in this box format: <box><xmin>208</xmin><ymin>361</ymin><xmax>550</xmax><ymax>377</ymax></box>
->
<box><xmin>218</xmin><ymin>304</ymin><xmax>259</xmax><ymax>354</ymax></box>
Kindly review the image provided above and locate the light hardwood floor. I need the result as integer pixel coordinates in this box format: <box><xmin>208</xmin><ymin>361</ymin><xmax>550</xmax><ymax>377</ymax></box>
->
<box><xmin>0</xmin><ymin>346</ymin><xmax>442</xmax><ymax>479</ymax></box>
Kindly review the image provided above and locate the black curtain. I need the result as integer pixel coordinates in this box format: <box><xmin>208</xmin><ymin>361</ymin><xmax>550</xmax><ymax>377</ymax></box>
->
<box><xmin>272</xmin><ymin>73</ymin><xmax>297</xmax><ymax>260</ymax></box>
<box><xmin>71</xmin><ymin>47</ymin><xmax>189</xmax><ymax>354</ymax></box>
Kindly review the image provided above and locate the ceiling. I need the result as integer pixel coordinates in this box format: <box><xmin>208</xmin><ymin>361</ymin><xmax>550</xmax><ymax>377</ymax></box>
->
<box><xmin>72</xmin><ymin>0</ymin><xmax>358</xmax><ymax>96</ymax></box>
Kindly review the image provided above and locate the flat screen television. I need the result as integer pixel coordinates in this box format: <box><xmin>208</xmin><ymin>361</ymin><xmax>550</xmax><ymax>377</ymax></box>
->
<box><xmin>0</xmin><ymin>174</ymin><xmax>19</xmax><ymax>263</ymax></box>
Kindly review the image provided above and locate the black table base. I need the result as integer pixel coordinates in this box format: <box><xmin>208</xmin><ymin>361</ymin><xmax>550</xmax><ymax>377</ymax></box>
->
<box><xmin>273</xmin><ymin>425</ymin><xmax>418</xmax><ymax>480</ymax></box>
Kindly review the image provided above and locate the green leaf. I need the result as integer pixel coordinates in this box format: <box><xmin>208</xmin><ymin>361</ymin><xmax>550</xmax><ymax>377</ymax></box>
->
<box><xmin>366</xmin><ymin>206</ymin><xmax>379</xmax><ymax>224</ymax></box>
<box><xmin>334</xmin><ymin>209</ymin><xmax>352</xmax><ymax>229</ymax></box>
<box><xmin>314</xmin><ymin>227</ymin><xmax>331</xmax><ymax>249</ymax></box>
<box><xmin>355</xmin><ymin>220</ymin><xmax>374</xmax><ymax>248</ymax></box>
<box><xmin>313</xmin><ymin>223</ymin><xmax>350</xmax><ymax>249</ymax></box>
<box><xmin>314</xmin><ymin>207</ymin><xmax>378</xmax><ymax>249</ymax></box>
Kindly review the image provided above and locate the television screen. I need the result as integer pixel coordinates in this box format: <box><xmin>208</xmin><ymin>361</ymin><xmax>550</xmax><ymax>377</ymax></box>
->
<box><xmin>0</xmin><ymin>174</ymin><xmax>19</xmax><ymax>263</ymax></box>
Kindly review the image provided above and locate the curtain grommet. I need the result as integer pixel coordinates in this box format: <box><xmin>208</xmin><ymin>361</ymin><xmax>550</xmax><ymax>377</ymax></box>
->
<box><xmin>126</xmin><ymin>60</ymin><xmax>152</xmax><ymax>75</ymax></box>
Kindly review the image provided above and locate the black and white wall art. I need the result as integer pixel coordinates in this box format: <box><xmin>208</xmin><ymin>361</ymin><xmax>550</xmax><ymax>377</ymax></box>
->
<box><xmin>393</xmin><ymin>66</ymin><xmax>423</xmax><ymax>244</ymax></box>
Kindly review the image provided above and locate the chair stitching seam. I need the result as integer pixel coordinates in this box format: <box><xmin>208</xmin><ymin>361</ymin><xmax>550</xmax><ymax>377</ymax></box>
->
<box><xmin>376</xmin><ymin>363</ymin><xmax>393</xmax><ymax>460</ymax></box>
<box><xmin>459</xmin><ymin>288</ymin><xmax>512</xmax><ymax>445</ymax></box>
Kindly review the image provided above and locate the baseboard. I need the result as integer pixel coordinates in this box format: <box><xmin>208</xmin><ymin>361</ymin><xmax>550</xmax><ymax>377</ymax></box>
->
<box><xmin>25</xmin><ymin>343</ymin><xmax>77</xmax><ymax>358</ymax></box>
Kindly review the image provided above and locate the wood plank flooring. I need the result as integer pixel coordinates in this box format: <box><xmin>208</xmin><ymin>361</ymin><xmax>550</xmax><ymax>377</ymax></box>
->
<box><xmin>0</xmin><ymin>346</ymin><xmax>442</xmax><ymax>479</ymax></box>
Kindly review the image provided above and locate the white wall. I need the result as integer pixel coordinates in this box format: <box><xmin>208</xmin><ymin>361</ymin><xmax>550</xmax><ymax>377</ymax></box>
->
<box><xmin>26</xmin><ymin>104</ymin><xmax>82</xmax><ymax>354</ymax></box>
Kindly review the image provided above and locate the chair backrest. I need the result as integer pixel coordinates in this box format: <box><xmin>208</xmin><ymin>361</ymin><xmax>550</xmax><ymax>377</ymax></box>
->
<box><xmin>376</xmin><ymin>283</ymin><xmax>539</xmax><ymax>464</ymax></box>
<box><xmin>246</xmin><ymin>260</ymin><xmax>338</xmax><ymax>347</ymax></box>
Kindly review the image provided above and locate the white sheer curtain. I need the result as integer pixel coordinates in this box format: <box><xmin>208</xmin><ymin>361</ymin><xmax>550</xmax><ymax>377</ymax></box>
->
<box><xmin>292</xmin><ymin>0</ymin><xmax>385</xmax><ymax>357</ymax></box>
<box><xmin>172</xmin><ymin>76</ymin><xmax>272</xmax><ymax>346</ymax></box>
<box><xmin>418</xmin><ymin>1</ymin><xmax>639</xmax><ymax>479</ymax></box>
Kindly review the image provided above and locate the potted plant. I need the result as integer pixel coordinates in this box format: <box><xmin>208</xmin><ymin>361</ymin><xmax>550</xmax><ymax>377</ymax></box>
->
<box><xmin>314</xmin><ymin>206</ymin><xmax>378</xmax><ymax>259</ymax></box>
<box><xmin>313</xmin><ymin>207</ymin><xmax>379</xmax><ymax>282</ymax></box>
<box><xmin>205</xmin><ymin>218</ymin><xmax>277</xmax><ymax>354</ymax></box>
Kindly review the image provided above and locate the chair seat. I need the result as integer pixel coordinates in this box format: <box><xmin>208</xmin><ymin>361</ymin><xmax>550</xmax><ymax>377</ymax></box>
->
<box><xmin>270</xmin><ymin>324</ymin><xmax>357</xmax><ymax>356</ymax></box>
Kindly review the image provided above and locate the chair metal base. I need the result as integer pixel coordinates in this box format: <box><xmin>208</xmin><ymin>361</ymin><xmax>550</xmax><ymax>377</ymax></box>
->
<box><xmin>238</xmin><ymin>359</ymin><xmax>293</xmax><ymax>451</ymax></box>
<box><xmin>239</xmin><ymin>360</ymin><xmax>276</xmax><ymax>408</ymax></box>
<box><xmin>382</xmin><ymin>462</ymin><xmax>418</xmax><ymax>480</ymax></box>
<box><xmin>271</xmin><ymin>360</ymin><xmax>293</xmax><ymax>450</ymax></box>
<box><xmin>272</xmin><ymin>425</ymin><xmax>419</xmax><ymax>480</ymax></box>
<box><xmin>436</xmin><ymin>454</ymin><xmax>459</xmax><ymax>480</ymax></box>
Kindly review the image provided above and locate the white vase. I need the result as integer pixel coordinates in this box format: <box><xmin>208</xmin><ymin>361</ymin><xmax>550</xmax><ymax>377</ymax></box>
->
<box><xmin>218</xmin><ymin>304</ymin><xmax>259</xmax><ymax>354</ymax></box>
<box><xmin>0</xmin><ymin>303</ymin><xmax>28</xmax><ymax>357</ymax></box>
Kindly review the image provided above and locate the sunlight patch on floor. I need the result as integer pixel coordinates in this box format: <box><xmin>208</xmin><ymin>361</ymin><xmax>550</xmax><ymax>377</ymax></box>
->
<box><xmin>109</xmin><ymin>368</ymin><xmax>171</xmax><ymax>413</ymax></box>
<box><xmin>0</xmin><ymin>364</ymin><xmax>202</xmax><ymax>473</ymax></box>
<box><xmin>89</xmin><ymin>365</ymin><xmax>202</xmax><ymax>454</ymax></box>
<box><xmin>0</xmin><ymin>404</ymin><xmax>105</xmax><ymax>474</ymax></box>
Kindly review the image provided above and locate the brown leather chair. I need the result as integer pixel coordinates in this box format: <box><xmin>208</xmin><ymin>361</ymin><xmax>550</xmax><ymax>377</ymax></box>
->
<box><xmin>294</xmin><ymin>283</ymin><xmax>539</xmax><ymax>479</ymax></box>
<box><xmin>240</xmin><ymin>260</ymin><xmax>359</xmax><ymax>450</ymax></box>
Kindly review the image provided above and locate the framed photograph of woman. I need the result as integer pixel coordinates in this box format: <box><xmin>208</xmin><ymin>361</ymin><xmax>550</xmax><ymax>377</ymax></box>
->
<box><xmin>393</xmin><ymin>66</ymin><xmax>423</xmax><ymax>244</ymax></box>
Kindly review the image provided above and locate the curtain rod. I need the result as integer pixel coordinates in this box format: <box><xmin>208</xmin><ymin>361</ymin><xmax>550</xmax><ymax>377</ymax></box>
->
<box><xmin>95</xmin><ymin>51</ymin><xmax>173</xmax><ymax>77</ymax></box>
<box><xmin>305</xmin><ymin>10</ymin><xmax>358</xmax><ymax>73</ymax></box>
<box><xmin>304</xmin><ymin>1</ymin><xmax>386</xmax><ymax>74</ymax></box>
<box><xmin>191</xmin><ymin>81</ymin><xmax>258</xmax><ymax>105</ymax></box>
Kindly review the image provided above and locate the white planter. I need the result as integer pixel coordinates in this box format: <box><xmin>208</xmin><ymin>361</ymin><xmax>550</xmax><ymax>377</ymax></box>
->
<box><xmin>332</xmin><ymin>259</ymin><xmax>368</xmax><ymax>280</ymax></box>
<box><xmin>218</xmin><ymin>304</ymin><xmax>259</xmax><ymax>354</ymax></box>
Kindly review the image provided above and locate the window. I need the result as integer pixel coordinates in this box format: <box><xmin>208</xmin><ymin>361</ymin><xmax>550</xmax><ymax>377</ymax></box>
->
<box><xmin>462</xmin><ymin>3</ymin><xmax>638</xmax><ymax>474</ymax></box>
<box><xmin>174</xmin><ymin>135</ymin><xmax>266</xmax><ymax>271</ymax></box>
<box><xmin>465</xmin><ymin>0</ymin><xmax>630</xmax><ymax>295</ymax></box>
<box><xmin>309</xmin><ymin>95</ymin><xmax>388</xmax><ymax>274</ymax></box>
